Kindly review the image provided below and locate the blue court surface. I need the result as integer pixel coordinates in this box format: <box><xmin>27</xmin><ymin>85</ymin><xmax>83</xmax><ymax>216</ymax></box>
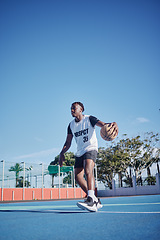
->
<box><xmin>0</xmin><ymin>195</ymin><xmax>160</xmax><ymax>240</ymax></box>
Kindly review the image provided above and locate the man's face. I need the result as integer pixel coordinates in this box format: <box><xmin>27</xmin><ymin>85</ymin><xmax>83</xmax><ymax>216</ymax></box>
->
<box><xmin>71</xmin><ymin>104</ymin><xmax>82</xmax><ymax>117</ymax></box>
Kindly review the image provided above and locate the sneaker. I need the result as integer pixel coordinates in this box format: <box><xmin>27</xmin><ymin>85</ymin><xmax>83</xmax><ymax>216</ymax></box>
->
<box><xmin>77</xmin><ymin>196</ymin><xmax>97</xmax><ymax>212</ymax></box>
<box><xmin>96</xmin><ymin>198</ymin><xmax>103</xmax><ymax>209</ymax></box>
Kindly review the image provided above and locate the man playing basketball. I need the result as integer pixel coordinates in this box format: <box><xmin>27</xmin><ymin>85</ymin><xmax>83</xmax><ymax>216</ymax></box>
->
<box><xmin>59</xmin><ymin>102</ymin><xmax>118</xmax><ymax>212</ymax></box>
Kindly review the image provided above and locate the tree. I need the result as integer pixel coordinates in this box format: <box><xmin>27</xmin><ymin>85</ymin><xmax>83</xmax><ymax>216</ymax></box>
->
<box><xmin>142</xmin><ymin>132</ymin><xmax>160</xmax><ymax>173</ymax></box>
<box><xmin>97</xmin><ymin>141</ymin><xmax>130</xmax><ymax>189</ymax></box>
<box><xmin>144</xmin><ymin>176</ymin><xmax>156</xmax><ymax>185</ymax></box>
<box><xmin>9</xmin><ymin>163</ymin><xmax>23</xmax><ymax>187</ymax></box>
<box><xmin>16</xmin><ymin>176</ymin><xmax>30</xmax><ymax>188</ymax></box>
<box><xmin>113</xmin><ymin>137</ymin><xmax>134</xmax><ymax>187</ymax></box>
<box><xmin>63</xmin><ymin>172</ymin><xmax>73</xmax><ymax>185</ymax></box>
<box><xmin>26</xmin><ymin>166</ymin><xmax>33</xmax><ymax>187</ymax></box>
<box><xmin>96</xmin><ymin>147</ymin><xmax>114</xmax><ymax>189</ymax></box>
<box><xmin>50</xmin><ymin>152</ymin><xmax>75</xmax><ymax>166</ymax></box>
<box><xmin>96</xmin><ymin>133</ymin><xmax>160</xmax><ymax>188</ymax></box>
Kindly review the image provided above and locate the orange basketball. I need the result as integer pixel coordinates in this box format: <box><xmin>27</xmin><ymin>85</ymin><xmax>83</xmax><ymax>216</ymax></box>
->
<box><xmin>100</xmin><ymin>122</ymin><xmax>118</xmax><ymax>141</ymax></box>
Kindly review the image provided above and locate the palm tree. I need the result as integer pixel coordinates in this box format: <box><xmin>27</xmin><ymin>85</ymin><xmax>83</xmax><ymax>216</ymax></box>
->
<box><xmin>9</xmin><ymin>163</ymin><xmax>23</xmax><ymax>187</ymax></box>
<box><xmin>16</xmin><ymin>176</ymin><xmax>31</xmax><ymax>188</ymax></box>
<box><xmin>26</xmin><ymin>166</ymin><xmax>33</xmax><ymax>187</ymax></box>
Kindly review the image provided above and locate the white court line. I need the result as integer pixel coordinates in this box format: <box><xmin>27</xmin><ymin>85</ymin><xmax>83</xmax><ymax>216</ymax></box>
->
<box><xmin>0</xmin><ymin>205</ymin><xmax>76</xmax><ymax>211</ymax></box>
<box><xmin>98</xmin><ymin>211</ymin><xmax>160</xmax><ymax>214</ymax></box>
<box><xmin>2</xmin><ymin>208</ymin><xmax>160</xmax><ymax>214</ymax></box>
<box><xmin>1</xmin><ymin>208</ymin><xmax>160</xmax><ymax>214</ymax></box>
<box><xmin>0</xmin><ymin>202</ymin><xmax>159</xmax><ymax>211</ymax></box>
<box><xmin>103</xmin><ymin>202</ymin><xmax>160</xmax><ymax>206</ymax></box>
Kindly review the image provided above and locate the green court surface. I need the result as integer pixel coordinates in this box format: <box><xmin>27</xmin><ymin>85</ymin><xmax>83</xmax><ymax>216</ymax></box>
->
<box><xmin>0</xmin><ymin>195</ymin><xmax>160</xmax><ymax>240</ymax></box>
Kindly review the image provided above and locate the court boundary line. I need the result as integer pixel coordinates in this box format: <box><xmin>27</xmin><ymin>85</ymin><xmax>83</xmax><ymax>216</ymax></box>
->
<box><xmin>103</xmin><ymin>202</ymin><xmax>160</xmax><ymax>206</ymax></box>
<box><xmin>0</xmin><ymin>201</ymin><xmax>160</xmax><ymax>211</ymax></box>
<box><xmin>98</xmin><ymin>211</ymin><xmax>160</xmax><ymax>214</ymax></box>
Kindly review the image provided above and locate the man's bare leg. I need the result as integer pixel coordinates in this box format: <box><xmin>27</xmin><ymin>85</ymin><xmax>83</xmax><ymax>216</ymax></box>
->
<box><xmin>84</xmin><ymin>159</ymin><xmax>95</xmax><ymax>191</ymax></box>
<box><xmin>75</xmin><ymin>167</ymin><xmax>88</xmax><ymax>194</ymax></box>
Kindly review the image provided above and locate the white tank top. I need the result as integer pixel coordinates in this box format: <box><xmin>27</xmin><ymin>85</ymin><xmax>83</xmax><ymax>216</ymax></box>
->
<box><xmin>69</xmin><ymin>115</ymin><xmax>98</xmax><ymax>157</ymax></box>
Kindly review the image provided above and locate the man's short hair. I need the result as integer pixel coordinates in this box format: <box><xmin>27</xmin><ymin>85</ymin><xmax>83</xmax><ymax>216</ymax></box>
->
<box><xmin>72</xmin><ymin>102</ymin><xmax>85</xmax><ymax>112</ymax></box>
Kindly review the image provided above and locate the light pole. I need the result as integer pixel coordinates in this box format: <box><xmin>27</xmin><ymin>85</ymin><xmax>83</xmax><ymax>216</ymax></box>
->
<box><xmin>21</xmin><ymin>162</ymin><xmax>25</xmax><ymax>200</ymax></box>
<box><xmin>58</xmin><ymin>165</ymin><xmax>60</xmax><ymax>199</ymax></box>
<box><xmin>1</xmin><ymin>160</ymin><xmax>5</xmax><ymax>201</ymax></box>
<box><xmin>40</xmin><ymin>163</ymin><xmax>43</xmax><ymax>199</ymax></box>
<box><xmin>26</xmin><ymin>166</ymin><xmax>33</xmax><ymax>188</ymax></box>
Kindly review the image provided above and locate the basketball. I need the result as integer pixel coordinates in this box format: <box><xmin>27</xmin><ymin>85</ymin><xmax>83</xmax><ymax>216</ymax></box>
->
<box><xmin>100</xmin><ymin>122</ymin><xmax>118</xmax><ymax>141</ymax></box>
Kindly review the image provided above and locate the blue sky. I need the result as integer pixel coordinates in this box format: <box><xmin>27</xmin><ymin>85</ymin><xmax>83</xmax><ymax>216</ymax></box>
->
<box><xmin>0</xmin><ymin>0</ymin><xmax>160</xmax><ymax>165</ymax></box>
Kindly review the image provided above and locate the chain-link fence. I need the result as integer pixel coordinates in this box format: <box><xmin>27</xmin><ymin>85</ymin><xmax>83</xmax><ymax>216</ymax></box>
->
<box><xmin>0</xmin><ymin>160</ymin><xmax>89</xmax><ymax>201</ymax></box>
<box><xmin>0</xmin><ymin>160</ymin><xmax>68</xmax><ymax>189</ymax></box>
<box><xmin>112</xmin><ymin>174</ymin><xmax>157</xmax><ymax>189</ymax></box>
<box><xmin>0</xmin><ymin>160</ymin><xmax>100</xmax><ymax>190</ymax></box>
<box><xmin>1</xmin><ymin>160</ymin><xmax>158</xmax><ymax>189</ymax></box>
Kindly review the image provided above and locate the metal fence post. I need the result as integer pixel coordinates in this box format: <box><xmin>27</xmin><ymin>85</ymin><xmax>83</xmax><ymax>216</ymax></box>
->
<box><xmin>73</xmin><ymin>166</ymin><xmax>76</xmax><ymax>198</ymax></box>
<box><xmin>112</xmin><ymin>178</ymin><xmax>116</xmax><ymax>196</ymax></box>
<box><xmin>21</xmin><ymin>162</ymin><xmax>25</xmax><ymax>200</ymax></box>
<box><xmin>1</xmin><ymin>160</ymin><xmax>5</xmax><ymax>201</ymax></box>
<box><xmin>58</xmin><ymin>165</ymin><xmax>60</xmax><ymax>199</ymax></box>
<box><xmin>156</xmin><ymin>173</ymin><xmax>160</xmax><ymax>194</ymax></box>
<box><xmin>40</xmin><ymin>163</ymin><xmax>44</xmax><ymax>199</ymax></box>
<box><xmin>132</xmin><ymin>175</ymin><xmax>136</xmax><ymax>195</ymax></box>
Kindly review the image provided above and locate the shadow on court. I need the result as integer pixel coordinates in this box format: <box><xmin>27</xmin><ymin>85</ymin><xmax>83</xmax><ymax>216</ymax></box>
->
<box><xmin>0</xmin><ymin>209</ymin><xmax>88</xmax><ymax>214</ymax></box>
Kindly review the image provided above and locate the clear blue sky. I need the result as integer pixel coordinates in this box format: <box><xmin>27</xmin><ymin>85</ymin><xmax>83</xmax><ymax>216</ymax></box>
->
<box><xmin>0</xmin><ymin>0</ymin><xmax>160</xmax><ymax>165</ymax></box>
